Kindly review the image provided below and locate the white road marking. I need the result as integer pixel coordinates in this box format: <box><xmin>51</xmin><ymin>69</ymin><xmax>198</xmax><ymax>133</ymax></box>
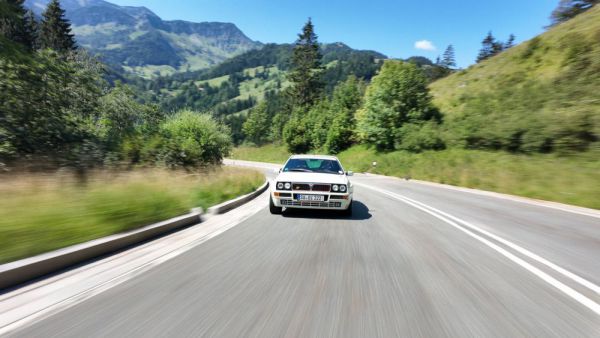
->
<box><xmin>360</xmin><ymin>173</ymin><xmax>600</xmax><ymax>219</ymax></box>
<box><xmin>355</xmin><ymin>182</ymin><xmax>600</xmax><ymax>316</ymax></box>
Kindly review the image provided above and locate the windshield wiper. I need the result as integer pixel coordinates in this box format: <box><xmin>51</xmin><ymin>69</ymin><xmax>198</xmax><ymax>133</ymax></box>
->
<box><xmin>288</xmin><ymin>168</ymin><xmax>312</xmax><ymax>172</ymax></box>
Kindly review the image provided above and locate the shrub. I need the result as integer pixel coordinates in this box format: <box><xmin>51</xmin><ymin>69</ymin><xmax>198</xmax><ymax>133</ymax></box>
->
<box><xmin>396</xmin><ymin>122</ymin><xmax>446</xmax><ymax>152</ymax></box>
<box><xmin>159</xmin><ymin>110</ymin><xmax>232</xmax><ymax>167</ymax></box>
<box><xmin>283</xmin><ymin>113</ymin><xmax>312</xmax><ymax>153</ymax></box>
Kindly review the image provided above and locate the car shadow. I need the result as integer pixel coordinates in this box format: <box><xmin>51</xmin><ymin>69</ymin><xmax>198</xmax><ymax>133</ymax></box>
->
<box><xmin>281</xmin><ymin>201</ymin><xmax>372</xmax><ymax>221</ymax></box>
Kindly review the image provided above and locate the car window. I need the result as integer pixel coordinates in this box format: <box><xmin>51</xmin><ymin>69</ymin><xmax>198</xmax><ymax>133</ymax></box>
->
<box><xmin>283</xmin><ymin>159</ymin><xmax>343</xmax><ymax>174</ymax></box>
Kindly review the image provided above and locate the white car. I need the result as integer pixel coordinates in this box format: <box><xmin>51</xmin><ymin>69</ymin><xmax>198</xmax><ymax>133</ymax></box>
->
<box><xmin>269</xmin><ymin>155</ymin><xmax>354</xmax><ymax>216</ymax></box>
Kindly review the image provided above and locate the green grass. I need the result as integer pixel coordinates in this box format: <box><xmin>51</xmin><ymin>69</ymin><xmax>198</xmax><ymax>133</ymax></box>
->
<box><xmin>0</xmin><ymin>168</ymin><xmax>264</xmax><ymax>264</ymax></box>
<box><xmin>231</xmin><ymin>144</ymin><xmax>291</xmax><ymax>164</ymax></box>
<box><xmin>123</xmin><ymin>65</ymin><xmax>177</xmax><ymax>79</ymax></box>
<box><xmin>429</xmin><ymin>6</ymin><xmax>600</xmax><ymax>149</ymax></box>
<box><xmin>195</xmin><ymin>74</ymin><xmax>230</xmax><ymax>87</ymax></box>
<box><xmin>231</xmin><ymin>144</ymin><xmax>600</xmax><ymax>209</ymax></box>
<box><xmin>235</xmin><ymin>66</ymin><xmax>289</xmax><ymax>101</ymax></box>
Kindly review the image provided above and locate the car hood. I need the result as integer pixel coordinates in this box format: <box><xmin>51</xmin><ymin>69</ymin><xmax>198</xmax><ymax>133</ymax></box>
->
<box><xmin>275</xmin><ymin>172</ymin><xmax>349</xmax><ymax>184</ymax></box>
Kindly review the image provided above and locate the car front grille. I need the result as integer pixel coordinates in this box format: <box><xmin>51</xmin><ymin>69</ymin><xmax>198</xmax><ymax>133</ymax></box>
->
<box><xmin>281</xmin><ymin>200</ymin><xmax>342</xmax><ymax>208</ymax></box>
<box><xmin>311</xmin><ymin>184</ymin><xmax>331</xmax><ymax>192</ymax></box>
<box><xmin>292</xmin><ymin>183</ymin><xmax>332</xmax><ymax>192</ymax></box>
<box><xmin>293</xmin><ymin>184</ymin><xmax>311</xmax><ymax>191</ymax></box>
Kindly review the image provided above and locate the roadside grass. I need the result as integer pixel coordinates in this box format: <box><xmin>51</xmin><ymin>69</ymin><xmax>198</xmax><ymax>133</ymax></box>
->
<box><xmin>230</xmin><ymin>144</ymin><xmax>600</xmax><ymax>209</ymax></box>
<box><xmin>231</xmin><ymin>144</ymin><xmax>291</xmax><ymax>164</ymax></box>
<box><xmin>0</xmin><ymin>167</ymin><xmax>264</xmax><ymax>264</ymax></box>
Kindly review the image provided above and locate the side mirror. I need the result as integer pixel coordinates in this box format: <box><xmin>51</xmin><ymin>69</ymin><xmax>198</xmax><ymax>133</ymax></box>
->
<box><xmin>346</xmin><ymin>171</ymin><xmax>354</xmax><ymax>176</ymax></box>
<box><xmin>274</xmin><ymin>168</ymin><xmax>282</xmax><ymax>174</ymax></box>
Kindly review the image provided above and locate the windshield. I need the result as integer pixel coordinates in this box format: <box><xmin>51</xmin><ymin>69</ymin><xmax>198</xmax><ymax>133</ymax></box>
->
<box><xmin>283</xmin><ymin>158</ymin><xmax>344</xmax><ymax>175</ymax></box>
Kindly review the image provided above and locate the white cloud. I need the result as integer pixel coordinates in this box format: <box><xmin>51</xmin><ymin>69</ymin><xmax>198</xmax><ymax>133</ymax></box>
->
<box><xmin>414</xmin><ymin>40</ymin><xmax>437</xmax><ymax>51</ymax></box>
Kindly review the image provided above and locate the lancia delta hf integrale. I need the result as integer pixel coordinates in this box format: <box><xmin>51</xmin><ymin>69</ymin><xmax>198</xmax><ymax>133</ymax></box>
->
<box><xmin>270</xmin><ymin>155</ymin><xmax>354</xmax><ymax>216</ymax></box>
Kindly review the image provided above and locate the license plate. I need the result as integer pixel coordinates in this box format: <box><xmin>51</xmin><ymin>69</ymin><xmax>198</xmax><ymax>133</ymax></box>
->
<box><xmin>296</xmin><ymin>194</ymin><xmax>325</xmax><ymax>202</ymax></box>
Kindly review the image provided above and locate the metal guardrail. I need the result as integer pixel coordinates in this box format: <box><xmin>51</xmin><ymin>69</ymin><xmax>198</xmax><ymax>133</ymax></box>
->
<box><xmin>0</xmin><ymin>180</ymin><xmax>269</xmax><ymax>291</ymax></box>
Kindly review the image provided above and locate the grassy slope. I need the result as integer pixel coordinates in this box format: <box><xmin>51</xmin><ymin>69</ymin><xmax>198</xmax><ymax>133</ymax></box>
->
<box><xmin>235</xmin><ymin>66</ymin><xmax>289</xmax><ymax>101</ymax></box>
<box><xmin>0</xmin><ymin>168</ymin><xmax>264</xmax><ymax>263</ymax></box>
<box><xmin>230</xmin><ymin>144</ymin><xmax>600</xmax><ymax>209</ymax></box>
<box><xmin>430</xmin><ymin>6</ymin><xmax>600</xmax><ymax>141</ymax></box>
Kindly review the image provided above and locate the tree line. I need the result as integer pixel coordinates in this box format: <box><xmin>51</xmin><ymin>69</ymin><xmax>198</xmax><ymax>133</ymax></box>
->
<box><xmin>243</xmin><ymin>15</ymin><xmax>596</xmax><ymax>155</ymax></box>
<box><xmin>1</xmin><ymin>0</ymin><xmax>232</xmax><ymax>171</ymax></box>
<box><xmin>242</xmin><ymin>19</ymin><xmax>446</xmax><ymax>154</ymax></box>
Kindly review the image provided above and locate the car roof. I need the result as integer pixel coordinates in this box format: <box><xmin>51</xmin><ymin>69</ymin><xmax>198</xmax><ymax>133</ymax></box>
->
<box><xmin>289</xmin><ymin>154</ymin><xmax>339</xmax><ymax>161</ymax></box>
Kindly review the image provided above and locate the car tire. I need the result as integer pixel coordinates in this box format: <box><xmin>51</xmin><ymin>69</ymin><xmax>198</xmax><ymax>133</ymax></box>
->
<box><xmin>342</xmin><ymin>201</ymin><xmax>353</xmax><ymax>217</ymax></box>
<box><xmin>269</xmin><ymin>196</ymin><xmax>282</xmax><ymax>215</ymax></box>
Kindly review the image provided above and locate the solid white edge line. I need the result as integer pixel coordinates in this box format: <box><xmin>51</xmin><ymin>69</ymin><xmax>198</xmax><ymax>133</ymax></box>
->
<box><xmin>356</xmin><ymin>182</ymin><xmax>600</xmax><ymax>295</ymax></box>
<box><xmin>355</xmin><ymin>183</ymin><xmax>600</xmax><ymax>316</ymax></box>
<box><xmin>361</xmin><ymin>173</ymin><xmax>600</xmax><ymax>220</ymax></box>
<box><xmin>401</xmin><ymin>192</ymin><xmax>600</xmax><ymax>295</ymax></box>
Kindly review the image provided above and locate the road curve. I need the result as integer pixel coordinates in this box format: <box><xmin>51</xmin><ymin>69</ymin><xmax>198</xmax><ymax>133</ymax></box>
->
<box><xmin>4</xmin><ymin>162</ymin><xmax>600</xmax><ymax>337</ymax></box>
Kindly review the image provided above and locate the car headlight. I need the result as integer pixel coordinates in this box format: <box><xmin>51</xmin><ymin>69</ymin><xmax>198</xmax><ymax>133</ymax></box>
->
<box><xmin>277</xmin><ymin>182</ymin><xmax>284</xmax><ymax>190</ymax></box>
<box><xmin>284</xmin><ymin>182</ymin><xmax>291</xmax><ymax>190</ymax></box>
<box><xmin>332</xmin><ymin>184</ymin><xmax>339</xmax><ymax>192</ymax></box>
<box><xmin>340</xmin><ymin>185</ymin><xmax>347</xmax><ymax>192</ymax></box>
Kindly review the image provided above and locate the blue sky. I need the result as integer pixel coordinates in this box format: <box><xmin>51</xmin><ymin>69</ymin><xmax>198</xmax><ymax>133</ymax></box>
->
<box><xmin>111</xmin><ymin>0</ymin><xmax>558</xmax><ymax>68</ymax></box>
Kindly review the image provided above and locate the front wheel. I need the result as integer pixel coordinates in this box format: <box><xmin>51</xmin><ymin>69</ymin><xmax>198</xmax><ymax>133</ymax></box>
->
<box><xmin>269</xmin><ymin>196</ymin><xmax>282</xmax><ymax>214</ymax></box>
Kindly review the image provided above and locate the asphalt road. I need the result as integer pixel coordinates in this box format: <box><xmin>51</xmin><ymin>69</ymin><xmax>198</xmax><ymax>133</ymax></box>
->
<box><xmin>4</xmin><ymin>163</ymin><xmax>600</xmax><ymax>337</ymax></box>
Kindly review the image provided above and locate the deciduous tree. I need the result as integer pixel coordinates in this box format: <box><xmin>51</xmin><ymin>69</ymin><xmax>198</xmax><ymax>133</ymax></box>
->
<box><xmin>356</xmin><ymin>61</ymin><xmax>440</xmax><ymax>151</ymax></box>
<box><xmin>243</xmin><ymin>102</ymin><xmax>270</xmax><ymax>145</ymax></box>
<box><xmin>325</xmin><ymin>76</ymin><xmax>364</xmax><ymax>153</ymax></box>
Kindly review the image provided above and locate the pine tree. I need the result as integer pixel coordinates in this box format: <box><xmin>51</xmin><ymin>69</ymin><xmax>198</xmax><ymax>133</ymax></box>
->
<box><xmin>288</xmin><ymin>18</ymin><xmax>323</xmax><ymax>108</ymax></box>
<box><xmin>505</xmin><ymin>34</ymin><xmax>516</xmax><ymax>49</ymax></box>
<box><xmin>0</xmin><ymin>0</ymin><xmax>34</xmax><ymax>49</ymax></box>
<box><xmin>441</xmin><ymin>45</ymin><xmax>456</xmax><ymax>68</ymax></box>
<box><xmin>40</xmin><ymin>0</ymin><xmax>76</xmax><ymax>52</ymax></box>
<box><xmin>492</xmin><ymin>40</ymin><xmax>504</xmax><ymax>55</ymax></box>
<box><xmin>24</xmin><ymin>10</ymin><xmax>40</xmax><ymax>50</ymax></box>
<box><xmin>476</xmin><ymin>32</ymin><xmax>496</xmax><ymax>63</ymax></box>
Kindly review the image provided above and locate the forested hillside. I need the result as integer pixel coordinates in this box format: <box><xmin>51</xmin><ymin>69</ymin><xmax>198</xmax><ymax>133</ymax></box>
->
<box><xmin>144</xmin><ymin>41</ymin><xmax>456</xmax><ymax>145</ymax></box>
<box><xmin>231</xmin><ymin>4</ymin><xmax>599</xmax><ymax>208</ymax></box>
<box><xmin>141</xmin><ymin>42</ymin><xmax>392</xmax><ymax>144</ymax></box>
<box><xmin>231</xmin><ymin>6</ymin><xmax>599</xmax><ymax>156</ymax></box>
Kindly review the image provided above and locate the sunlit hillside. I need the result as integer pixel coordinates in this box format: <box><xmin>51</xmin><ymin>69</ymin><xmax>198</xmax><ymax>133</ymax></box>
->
<box><xmin>430</xmin><ymin>5</ymin><xmax>600</xmax><ymax>153</ymax></box>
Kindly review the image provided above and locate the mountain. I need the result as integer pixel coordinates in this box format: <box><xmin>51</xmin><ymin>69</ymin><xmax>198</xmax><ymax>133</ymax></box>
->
<box><xmin>429</xmin><ymin>5</ymin><xmax>600</xmax><ymax>153</ymax></box>
<box><xmin>25</xmin><ymin>0</ymin><xmax>262</xmax><ymax>77</ymax></box>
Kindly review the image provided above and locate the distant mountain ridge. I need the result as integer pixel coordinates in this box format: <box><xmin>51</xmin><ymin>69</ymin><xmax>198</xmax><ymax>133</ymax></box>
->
<box><xmin>25</xmin><ymin>0</ymin><xmax>262</xmax><ymax>77</ymax></box>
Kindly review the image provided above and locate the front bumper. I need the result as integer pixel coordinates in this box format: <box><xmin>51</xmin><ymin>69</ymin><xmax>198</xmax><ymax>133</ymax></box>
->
<box><xmin>271</xmin><ymin>191</ymin><xmax>352</xmax><ymax>210</ymax></box>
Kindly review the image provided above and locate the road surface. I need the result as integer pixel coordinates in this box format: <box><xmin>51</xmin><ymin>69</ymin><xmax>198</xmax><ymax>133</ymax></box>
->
<box><xmin>1</xmin><ymin>160</ymin><xmax>599</xmax><ymax>337</ymax></box>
